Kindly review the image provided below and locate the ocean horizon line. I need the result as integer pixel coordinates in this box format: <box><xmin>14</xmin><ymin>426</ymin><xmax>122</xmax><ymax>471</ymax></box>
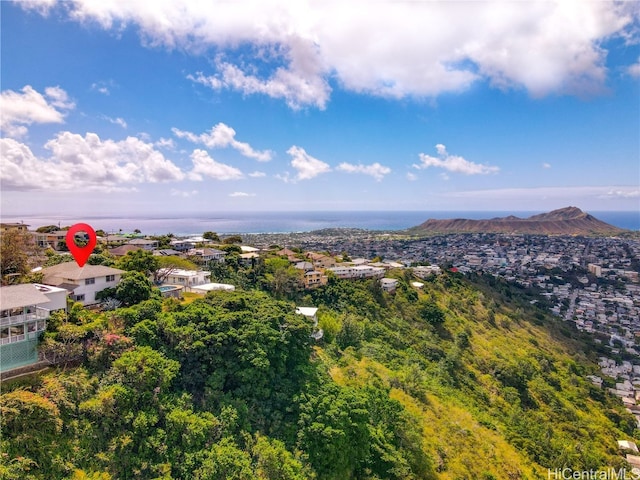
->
<box><xmin>3</xmin><ymin>209</ymin><xmax>639</xmax><ymax>235</ymax></box>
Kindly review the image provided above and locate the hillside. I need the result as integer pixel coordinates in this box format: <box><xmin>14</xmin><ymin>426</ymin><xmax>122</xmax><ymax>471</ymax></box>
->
<box><xmin>409</xmin><ymin>206</ymin><xmax>626</xmax><ymax>235</ymax></box>
<box><xmin>1</xmin><ymin>272</ymin><xmax>637</xmax><ymax>479</ymax></box>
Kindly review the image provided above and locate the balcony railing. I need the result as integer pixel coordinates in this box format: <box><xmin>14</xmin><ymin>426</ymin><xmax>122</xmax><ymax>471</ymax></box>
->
<box><xmin>0</xmin><ymin>307</ymin><xmax>49</xmax><ymax>328</ymax></box>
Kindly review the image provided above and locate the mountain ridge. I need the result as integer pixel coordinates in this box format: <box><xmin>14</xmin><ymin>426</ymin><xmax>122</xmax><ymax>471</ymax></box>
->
<box><xmin>409</xmin><ymin>206</ymin><xmax>625</xmax><ymax>235</ymax></box>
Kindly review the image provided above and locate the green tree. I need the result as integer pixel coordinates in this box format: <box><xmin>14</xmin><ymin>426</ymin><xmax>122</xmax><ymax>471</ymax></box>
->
<box><xmin>336</xmin><ymin>315</ymin><xmax>365</xmax><ymax>349</ymax></box>
<box><xmin>203</xmin><ymin>231</ymin><xmax>220</xmax><ymax>242</ymax></box>
<box><xmin>1</xmin><ymin>229</ymin><xmax>38</xmax><ymax>278</ymax></box>
<box><xmin>252</xmin><ymin>434</ymin><xmax>311</xmax><ymax>480</ymax></box>
<box><xmin>195</xmin><ymin>438</ymin><xmax>254</xmax><ymax>480</ymax></box>
<box><xmin>418</xmin><ymin>300</ymin><xmax>445</xmax><ymax>326</ymax></box>
<box><xmin>223</xmin><ymin>235</ymin><xmax>243</xmax><ymax>244</ymax></box>
<box><xmin>115</xmin><ymin>271</ymin><xmax>154</xmax><ymax>306</ymax></box>
<box><xmin>116</xmin><ymin>249</ymin><xmax>159</xmax><ymax>277</ymax></box>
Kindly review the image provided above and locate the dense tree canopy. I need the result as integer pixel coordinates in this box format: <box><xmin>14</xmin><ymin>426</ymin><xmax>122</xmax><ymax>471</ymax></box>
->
<box><xmin>0</xmin><ymin>265</ymin><xmax>635</xmax><ymax>479</ymax></box>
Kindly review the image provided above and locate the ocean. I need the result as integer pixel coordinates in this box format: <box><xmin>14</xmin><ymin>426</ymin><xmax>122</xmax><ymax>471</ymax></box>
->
<box><xmin>5</xmin><ymin>210</ymin><xmax>639</xmax><ymax>235</ymax></box>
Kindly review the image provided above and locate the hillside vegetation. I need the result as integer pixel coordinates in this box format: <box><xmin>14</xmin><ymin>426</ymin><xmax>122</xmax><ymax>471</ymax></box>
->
<box><xmin>1</xmin><ymin>271</ymin><xmax>636</xmax><ymax>479</ymax></box>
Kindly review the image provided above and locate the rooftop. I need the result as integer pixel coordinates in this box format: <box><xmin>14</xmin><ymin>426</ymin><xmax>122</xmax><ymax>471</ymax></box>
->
<box><xmin>0</xmin><ymin>284</ymin><xmax>53</xmax><ymax>310</ymax></box>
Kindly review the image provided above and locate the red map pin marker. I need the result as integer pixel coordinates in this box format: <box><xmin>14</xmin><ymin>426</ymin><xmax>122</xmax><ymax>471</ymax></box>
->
<box><xmin>66</xmin><ymin>223</ymin><xmax>97</xmax><ymax>267</ymax></box>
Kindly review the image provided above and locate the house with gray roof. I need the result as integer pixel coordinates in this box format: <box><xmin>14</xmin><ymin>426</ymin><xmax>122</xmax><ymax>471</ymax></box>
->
<box><xmin>41</xmin><ymin>263</ymin><xmax>124</xmax><ymax>305</ymax></box>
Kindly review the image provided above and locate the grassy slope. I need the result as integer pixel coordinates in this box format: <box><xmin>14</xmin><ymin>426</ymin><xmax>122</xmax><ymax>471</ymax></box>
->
<box><xmin>315</xmin><ymin>273</ymin><xmax>635</xmax><ymax>479</ymax></box>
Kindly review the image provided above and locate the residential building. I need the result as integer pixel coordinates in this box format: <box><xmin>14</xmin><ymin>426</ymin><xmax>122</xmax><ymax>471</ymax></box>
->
<box><xmin>41</xmin><ymin>263</ymin><xmax>124</xmax><ymax>305</ymax></box>
<box><xmin>306</xmin><ymin>252</ymin><xmax>336</xmax><ymax>269</ymax></box>
<box><xmin>188</xmin><ymin>248</ymin><xmax>226</xmax><ymax>266</ymax></box>
<box><xmin>159</xmin><ymin>268</ymin><xmax>211</xmax><ymax>289</ymax></box>
<box><xmin>191</xmin><ymin>283</ymin><xmax>236</xmax><ymax>294</ymax></box>
<box><xmin>277</xmin><ymin>248</ymin><xmax>301</xmax><ymax>262</ymax></box>
<box><xmin>109</xmin><ymin>245</ymin><xmax>142</xmax><ymax>257</ymax></box>
<box><xmin>153</xmin><ymin>249</ymin><xmax>183</xmax><ymax>257</ymax></box>
<box><xmin>127</xmin><ymin>238</ymin><xmax>158</xmax><ymax>250</ymax></box>
<box><xmin>1</xmin><ymin>223</ymin><xmax>29</xmax><ymax>232</ymax></box>
<box><xmin>296</xmin><ymin>306</ymin><xmax>323</xmax><ymax>341</ymax></box>
<box><xmin>0</xmin><ymin>284</ymin><xmax>66</xmax><ymax>372</ymax></box>
<box><xmin>170</xmin><ymin>239</ymin><xmax>196</xmax><ymax>251</ymax></box>
<box><xmin>33</xmin><ymin>230</ymin><xmax>67</xmax><ymax>249</ymax></box>
<box><xmin>239</xmin><ymin>252</ymin><xmax>260</xmax><ymax>266</ymax></box>
<box><xmin>381</xmin><ymin>278</ymin><xmax>399</xmax><ymax>292</ymax></box>
<box><xmin>326</xmin><ymin>265</ymin><xmax>385</xmax><ymax>279</ymax></box>
<box><xmin>304</xmin><ymin>270</ymin><xmax>328</xmax><ymax>289</ymax></box>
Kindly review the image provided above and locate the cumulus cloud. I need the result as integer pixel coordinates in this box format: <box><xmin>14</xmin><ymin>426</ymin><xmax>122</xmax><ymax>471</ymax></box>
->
<box><xmin>1</xmin><ymin>133</ymin><xmax>184</xmax><ymax>191</ymax></box>
<box><xmin>188</xmin><ymin>149</ymin><xmax>244</xmax><ymax>181</ymax></box>
<box><xmin>19</xmin><ymin>1</ymin><xmax>639</xmax><ymax>107</ymax></box>
<box><xmin>628</xmin><ymin>57</ymin><xmax>640</xmax><ymax>78</ymax></box>
<box><xmin>414</xmin><ymin>144</ymin><xmax>499</xmax><ymax>175</ymax></box>
<box><xmin>1</xmin><ymin>85</ymin><xmax>75</xmax><ymax>138</ymax></box>
<box><xmin>172</xmin><ymin>122</ymin><xmax>272</xmax><ymax>161</ymax></box>
<box><xmin>286</xmin><ymin>146</ymin><xmax>331</xmax><ymax>181</ymax></box>
<box><xmin>229</xmin><ymin>191</ymin><xmax>256</xmax><ymax>197</ymax></box>
<box><xmin>337</xmin><ymin>162</ymin><xmax>391</xmax><ymax>181</ymax></box>
<box><xmin>406</xmin><ymin>172</ymin><xmax>417</xmax><ymax>181</ymax></box>
<box><xmin>248</xmin><ymin>171</ymin><xmax>266</xmax><ymax>177</ymax></box>
<box><xmin>542</xmin><ymin>162</ymin><xmax>552</xmax><ymax>169</ymax></box>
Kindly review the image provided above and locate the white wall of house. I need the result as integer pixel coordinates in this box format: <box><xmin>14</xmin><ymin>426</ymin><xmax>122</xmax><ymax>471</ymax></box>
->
<box><xmin>162</xmin><ymin>269</ymin><xmax>211</xmax><ymax>287</ymax></box>
<box><xmin>71</xmin><ymin>273</ymin><xmax>122</xmax><ymax>305</ymax></box>
<box><xmin>35</xmin><ymin>284</ymin><xmax>68</xmax><ymax>311</ymax></box>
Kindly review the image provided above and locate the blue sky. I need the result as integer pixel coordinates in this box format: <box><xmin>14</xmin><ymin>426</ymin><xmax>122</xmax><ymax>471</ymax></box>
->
<box><xmin>1</xmin><ymin>0</ymin><xmax>639</xmax><ymax>217</ymax></box>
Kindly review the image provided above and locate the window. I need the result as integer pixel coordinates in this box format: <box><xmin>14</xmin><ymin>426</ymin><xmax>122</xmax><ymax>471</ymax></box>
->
<box><xmin>75</xmin><ymin>294</ymin><xmax>85</xmax><ymax>302</ymax></box>
<box><xmin>85</xmin><ymin>277</ymin><xmax>95</xmax><ymax>285</ymax></box>
<box><xmin>106</xmin><ymin>275</ymin><xmax>115</xmax><ymax>282</ymax></box>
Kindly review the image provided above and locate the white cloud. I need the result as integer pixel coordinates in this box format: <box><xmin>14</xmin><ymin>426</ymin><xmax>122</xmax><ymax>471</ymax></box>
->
<box><xmin>286</xmin><ymin>146</ymin><xmax>331</xmax><ymax>181</ymax></box>
<box><xmin>414</xmin><ymin>144</ymin><xmax>499</xmax><ymax>175</ymax></box>
<box><xmin>188</xmin><ymin>50</ymin><xmax>331</xmax><ymax>110</ymax></box>
<box><xmin>449</xmin><ymin>185</ymin><xmax>640</xmax><ymax>201</ymax></box>
<box><xmin>21</xmin><ymin>1</ymin><xmax>639</xmax><ymax>106</ymax></box>
<box><xmin>171</xmin><ymin>188</ymin><xmax>198</xmax><ymax>197</ymax></box>
<box><xmin>102</xmin><ymin>115</ymin><xmax>127</xmax><ymax>128</ymax></box>
<box><xmin>155</xmin><ymin>137</ymin><xmax>175</xmax><ymax>149</ymax></box>
<box><xmin>628</xmin><ymin>57</ymin><xmax>640</xmax><ymax>78</ymax></box>
<box><xmin>0</xmin><ymin>85</ymin><xmax>75</xmax><ymax>138</ymax></box>
<box><xmin>1</xmin><ymin>133</ymin><xmax>184</xmax><ymax>191</ymax></box>
<box><xmin>188</xmin><ymin>149</ymin><xmax>244</xmax><ymax>181</ymax></box>
<box><xmin>172</xmin><ymin>122</ymin><xmax>272</xmax><ymax>161</ymax></box>
<box><xmin>229</xmin><ymin>191</ymin><xmax>256</xmax><ymax>197</ymax></box>
<box><xmin>249</xmin><ymin>171</ymin><xmax>266</xmax><ymax>177</ymax></box>
<box><xmin>601</xmin><ymin>189</ymin><xmax>640</xmax><ymax>199</ymax></box>
<box><xmin>542</xmin><ymin>162</ymin><xmax>552</xmax><ymax>169</ymax></box>
<box><xmin>336</xmin><ymin>162</ymin><xmax>391</xmax><ymax>181</ymax></box>
<box><xmin>406</xmin><ymin>172</ymin><xmax>417</xmax><ymax>181</ymax></box>
<box><xmin>92</xmin><ymin>84</ymin><xmax>110</xmax><ymax>95</ymax></box>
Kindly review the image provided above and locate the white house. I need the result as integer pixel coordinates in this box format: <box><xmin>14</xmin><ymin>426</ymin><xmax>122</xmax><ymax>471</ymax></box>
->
<box><xmin>159</xmin><ymin>268</ymin><xmax>211</xmax><ymax>289</ymax></box>
<box><xmin>188</xmin><ymin>248</ymin><xmax>226</xmax><ymax>266</ymax></box>
<box><xmin>326</xmin><ymin>265</ymin><xmax>385</xmax><ymax>279</ymax></box>
<box><xmin>295</xmin><ymin>306</ymin><xmax>323</xmax><ymax>341</ymax></box>
<box><xmin>170</xmin><ymin>239</ymin><xmax>196</xmax><ymax>252</ymax></box>
<box><xmin>41</xmin><ymin>263</ymin><xmax>124</xmax><ymax>306</ymax></box>
<box><xmin>191</xmin><ymin>283</ymin><xmax>236</xmax><ymax>294</ymax></box>
<box><xmin>381</xmin><ymin>278</ymin><xmax>399</xmax><ymax>292</ymax></box>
